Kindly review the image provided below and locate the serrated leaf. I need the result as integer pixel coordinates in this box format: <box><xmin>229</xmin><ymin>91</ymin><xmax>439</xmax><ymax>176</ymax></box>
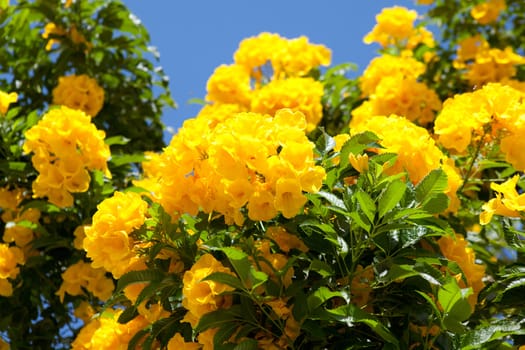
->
<box><xmin>415</xmin><ymin>169</ymin><xmax>448</xmax><ymax>203</ymax></box>
<box><xmin>422</xmin><ymin>193</ymin><xmax>449</xmax><ymax>214</ymax></box>
<box><xmin>378</xmin><ymin>180</ymin><xmax>407</xmax><ymax>217</ymax></box>
<box><xmin>339</xmin><ymin>131</ymin><xmax>381</xmax><ymax>168</ymax></box>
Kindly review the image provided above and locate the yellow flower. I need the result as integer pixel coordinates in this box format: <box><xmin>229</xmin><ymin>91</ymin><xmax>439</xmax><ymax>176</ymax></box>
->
<box><xmin>351</xmin><ymin>265</ymin><xmax>374</xmax><ymax>308</ymax></box>
<box><xmin>71</xmin><ymin>309</ymin><xmax>149</xmax><ymax>350</ymax></box>
<box><xmin>84</xmin><ymin>192</ymin><xmax>147</xmax><ymax>278</ymax></box>
<box><xmin>182</xmin><ymin>254</ymin><xmax>235</xmax><ymax>327</ymax></box>
<box><xmin>42</xmin><ymin>22</ymin><xmax>67</xmax><ymax>50</ymax></box>
<box><xmin>438</xmin><ymin>234</ymin><xmax>486</xmax><ymax>310</ymax></box>
<box><xmin>251</xmin><ymin>77</ymin><xmax>324</xmax><ymax>132</ymax></box>
<box><xmin>23</xmin><ymin>106</ymin><xmax>110</xmax><ymax>207</ymax></box>
<box><xmin>52</xmin><ymin>74</ymin><xmax>105</xmax><ymax>117</ymax></box>
<box><xmin>360</xmin><ymin>54</ymin><xmax>425</xmax><ymax>97</ymax></box>
<box><xmin>55</xmin><ymin>260</ymin><xmax>114</xmax><ymax>302</ymax></box>
<box><xmin>205</xmin><ymin>64</ymin><xmax>252</xmax><ymax>107</ymax></box>
<box><xmin>471</xmin><ymin>0</ymin><xmax>506</xmax><ymax>25</ymax></box>
<box><xmin>274</xmin><ymin>178</ymin><xmax>307</xmax><ymax>219</ymax></box>
<box><xmin>266</xmin><ymin>226</ymin><xmax>308</xmax><ymax>253</ymax></box>
<box><xmin>363</xmin><ymin>6</ymin><xmax>418</xmax><ymax>48</ymax></box>
<box><xmin>349</xmin><ymin>153</ymin><xmax>369</xmax><ymax>173</ymax></box>
<box><xmin>167</xmin><ymin>333</ymin><xmax>200</xmax><ymax>350</ymax></box>
<box><xmin>0</xmin><ymin>244</ymin><xmax>24</xmax><ymax>297</ymax></box>
<box><xmin>0</xmin><ymin>90</ymin><xmax>17</xmax><ymax>114</ymax></box>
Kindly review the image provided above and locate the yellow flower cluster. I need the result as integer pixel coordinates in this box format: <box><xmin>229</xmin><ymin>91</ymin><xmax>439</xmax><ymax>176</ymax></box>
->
<box><xmin>471</xmin><ymin>0</ymin><xmax>506</xmax><ymax>25</ymax></box>
<box><xmin>52</xmin><ymin>74</ymin><xmax>105</xmax><ymax>117</ymax></box>
<box><xmin>205</xmin><ymin>32</ymin><xmax>329</xmax><ymax>132</ymax></box>
<box><xmin>0</xmin><ymin>187</ymin><xmax>40</xmax><ymax>249</ymax></box>
<box><xmin>359</xmin><ymin>55</ymin><xmax>425</xmax><ymax>97</ymax></box>
<box><xmin>71</xmin><ymin>309</ymin><xmax>149</xmax><ymax>350</ymax></box>
<box><xmin>251</xmin><ymin>77</ymin><xmax>324</xmax><ymax>132</ymax></box>
<box><xmin>0</xmin><ymin>90</ymin><xmax>17</xmax><ymax>115</ymax></box>
<box><xmin>23</xmin><ymin>106</ymin><xmax>110</xmax><ymax>207</ymax></box>
<box><xmin>182</xmin><ymin>253</ymin><xmax>235</xmax><ymax>327</ymax></box>
<box><xmin>453</xmin><ymin>35</ymin><xmax>525</xmax><ymax>87</ymax></box>
<box><xmin>437</xmin><ymin>234</ymin><xmax>486</xmax><ymax>310</ymax></box>
<box><xmin>137</xmin><ymin>109</ymin><xmax>325</xmax><ymax>224</ymax></box>
<box><xmin>0</xmin><ymin>243</ymin><xmax>24</xmax><ymax>297</ymax></box>
<box><xmin>363</xmin><ymin>6</ymin><xmax>434</xmax><ymax>49</ymax></box>
<box><xmin>83</xmin><ymin>191</ymin><xmax>148</xmax><ymax>278</ymax></box>
<box><xmin>351</xmin><ymin>115</ymin><xmax>461</xmax><ymax>212</ymax></box>
<box><xmin>354</xmin><ymin>55</ymin><xmax>442</xmax><ymax>126</ymax></box>
<box><xmin>480</xmin><ymin>175</ymin><xmax>525</xmax><ymax>225</ymax></box>
<box><xmin>234</xmin><ymin>32</ymin><xmax>331</xmax><ymax>80</ymax></box>
<box><xmin>55</xmin><ymin>260</ymin><xmax>114</xmax><ymax>302</ymax></box>
<box><xmin>434</xmin><ymin>83</ymin><xmax>525</xmax><ymax>170</ymax></box>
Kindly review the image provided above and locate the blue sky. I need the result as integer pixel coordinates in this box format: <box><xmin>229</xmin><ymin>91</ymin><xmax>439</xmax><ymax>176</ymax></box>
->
<box><xmin>125</xmin><ymin>1</ymin><xmax>420</xmax><ymax>138</ymax></box>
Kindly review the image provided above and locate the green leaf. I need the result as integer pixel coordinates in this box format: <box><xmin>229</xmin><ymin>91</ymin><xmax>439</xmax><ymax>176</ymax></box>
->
<box><xmin>378</xmin><ymin>180</ymin><xmax>407</xmax><ymax>217</ymax></box>
<box><xmin>110</xmin><ymin>153</ymin><xmax>146</xmax><ymax>166</ymax></box>
<box><xmin>318</xmin><ymin>304</ymin><xmax>400</xmax><ymax>348</ymax></box>
<box><xmin>220</xmin><ymin>247</ymin><xmax>251</xmax><ymax>287</ymax></box>
<box><xmin>316</xmin><ymin>191</ymin><xmax>346</xmax><ymax>210</ymax></box>
<box><xmin>233</xmin><ymin>339</ymin><xmax>258</xmax><ymax>350</ymax></box>
<box><xmin>460</xmin><ymin>318</ymin><xmax>525</xmax><ymax>349</ymax></box>
<box><xmin>339</xmin><ymin>131</ymin><xmax>381</xmax><ymax>168</ymax></box>
<box><xmin>421</xmin><ymin>193</ymin><xmax>449</xmax><ymax>214</ymax></box>
<box><xmin>195</xmin><ymin>305</ymin><xmax>242</xmax><ymax>333</ymax></box>
<box><xmin>415</xmin><ymin>169</ymin><xmax>448</xmax><ymax>204</ymax></box>
<box><xmin>0</xmin><ymin>161</ymin><xmax>28</xmax><ymax>173</ymax></box>
<box><xmin>118</xmin><ymin>306</ymin><xmax>138</xmax><ymax>324</ymax></box>
<box><xmin>105</xmin><ymin>135</ymin><xmax>130</xmax><ymax>145</ymax></box>
<box><xmin>438</xmin><ymin>278</ymin><xmax>473</xmax><ymax>333</ymax></box>
<box><xmin>355</xmin><ymin>190</ymin><xmax>376</xmax><ymax>224</ymax></box>
<box><xmin>307</xmin><ymin>287</ymin><xmax>341</xmax><ymax>312</ymax></box>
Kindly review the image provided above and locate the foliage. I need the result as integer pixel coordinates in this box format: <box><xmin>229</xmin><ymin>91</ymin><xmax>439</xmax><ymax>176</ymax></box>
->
<box><xmin>1</xmin><ymin>0</ymin><xmax>525</xmax><ymax>349</ymax></box>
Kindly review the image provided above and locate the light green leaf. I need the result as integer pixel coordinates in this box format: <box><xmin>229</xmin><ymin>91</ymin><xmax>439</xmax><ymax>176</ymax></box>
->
<box><xmin>415</xmin><ymin>169</ymin><xmax>448</xmax><ymax>203</ymax></box>
<box><xmin>378</xmin><ymin>180</ymin><xmax>407</xmax><ymax>217</ymax></box>
<box><xmin>355</xmin><ymin>190</ymin><xmax>376</xmax><ymax>224</ymax></box>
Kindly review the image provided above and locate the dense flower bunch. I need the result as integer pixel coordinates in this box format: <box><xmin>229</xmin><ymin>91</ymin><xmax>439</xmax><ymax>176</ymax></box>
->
<box><xmin>434</xmin><ymin>83</ymin><xmax>525</xmax><ymax>170</ymax></box>
<box><xmin>363</xmin><ymin>6</ymin><xmax>434</xmax><ymax>49</ymax></box>
<box><xmin>5</xmin><ymin>1</ymin><xmax>525</xmax><ymax>349</ymax></box>
<box><xmin>357</xmin><ymin>9</ymin><xmax>441</xmax><ymax>126</ymax></box>
<box><xmin>23</xmin><ymin>106</ymin><xmax>110</xmax><ymax>207</ymax></box>
<box><xmin>453</xmin><ymin>35</ymin><xmax>525</xmax><ymax>87</ymax></box>
<box><xmin>55</xmin><ymin>260</ymin><xmax>114</xmax><ymax>302</ymax></box>
<box><xmin>71</xmin><ymin>309</ymin><xmax>150</xmax><ymax>350</ymax></box>
<box><xmin>205</xmin><ymin>32</ymin><xmax>329</xmax><ymax>132</ymax></box>
<box><xmin>83</xmin><ymin>191</ymin><xmax>148</xmax><ymax>278</ymax></box>
<box><xmin>52</xmin><ymin>74</ymin><xmax>105</xmax><ymax>117</ymax></box>
<box><xmin>137</xmin><ymin>108</ymin><xmax>325</xmax><ymax>224</ymax></box>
